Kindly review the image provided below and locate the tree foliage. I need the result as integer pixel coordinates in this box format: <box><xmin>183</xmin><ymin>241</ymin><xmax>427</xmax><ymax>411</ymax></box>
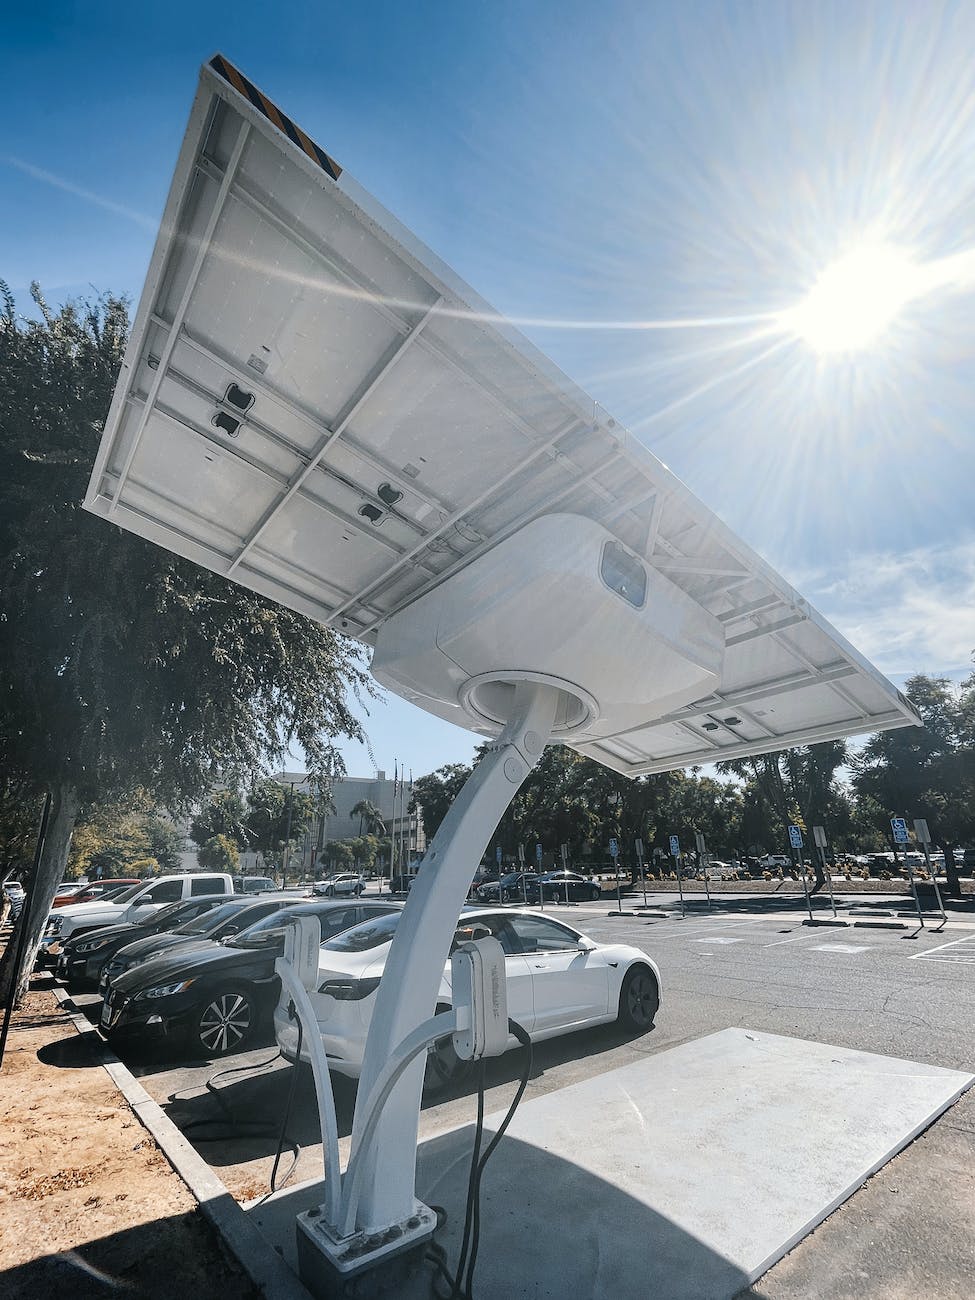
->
<box><xmin>197</xmin><ymin>834</ymin><xmax>240</xmax><ymax>873</ymax></box>
<box><xmin>852</xmin><ymin>673</ymin><xmax>975</xmax><ymax>892</ymax></box>
<box><xmin>0</xmin><ymin>284</ymin><xmax>373</xmax><ymax>1001</ymax></box>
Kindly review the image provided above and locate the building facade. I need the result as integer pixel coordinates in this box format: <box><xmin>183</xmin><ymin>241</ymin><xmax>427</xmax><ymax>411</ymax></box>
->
<box><xmin>270</xmin><ymin>770</ymin><xmax>425</xmax><ymax>877</ymax></box>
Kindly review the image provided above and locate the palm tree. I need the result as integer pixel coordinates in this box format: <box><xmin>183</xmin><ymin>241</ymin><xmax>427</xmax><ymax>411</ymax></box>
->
<box><xmin>351</xmin><ymin>799</ymin><xmax>386</xmax><ymax>837</ymax></box>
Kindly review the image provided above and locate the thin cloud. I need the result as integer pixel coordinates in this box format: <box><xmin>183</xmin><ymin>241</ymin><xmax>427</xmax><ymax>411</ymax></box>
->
<box><xmin>801</xmin><ymin>541</ymin><xmax>975</xmax><ymax>679</ymax></box>
<box><xmin>4</xmin><ymin>157</ymin><xmax>157</xmax><ymax>231</ymax></box>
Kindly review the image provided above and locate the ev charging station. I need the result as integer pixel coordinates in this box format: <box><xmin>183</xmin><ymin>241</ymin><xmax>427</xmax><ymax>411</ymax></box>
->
<box><xmin>84</xmin><ymin>55</ymin><xmax>923</xmax><ymax>1295</ymax></box>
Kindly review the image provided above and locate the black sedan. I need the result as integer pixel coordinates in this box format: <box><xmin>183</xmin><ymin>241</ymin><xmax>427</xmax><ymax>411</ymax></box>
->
<box><xmin>100</xmin><ymin>899</ymin><xmax>400</xmax><ymax>1058</ymax></box>
<box><xmin>527</xmin><ymin>871</ymin><xmax>602</xmax><ymax>903</ymax></box>
<box><xmin>56</xmin><ymin>894</ymin><xmax>233</xmax><ymax>989</ymax></box>
<box><xmin>98</xmin><ymin>895</ymin><xmax>300</xmax><ymax>993</ymax></box>
<box><xmin>475</xmin><ymin>872</ymin><xmax>540</xmax><ymax>904</ymax></box>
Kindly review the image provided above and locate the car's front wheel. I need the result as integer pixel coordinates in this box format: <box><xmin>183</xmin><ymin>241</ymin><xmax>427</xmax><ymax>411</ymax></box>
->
<box><xmin>190</xmin><ymin>986</ymin><xmax>257</xmax><ymax>1057</ymax></box>
<box><xmin>617</xmin><ymin>966</ymin><xmax>659</xmax><ymax>1033</ymax></box>
<box><xmin>589</xmin><ymin>886</ymin><xmax>601</xmax><ymax>901</ymax></box>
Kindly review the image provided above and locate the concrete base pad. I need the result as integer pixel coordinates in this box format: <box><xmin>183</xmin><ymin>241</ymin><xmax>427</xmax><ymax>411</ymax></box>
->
<box><xmin>249</xmin><ymin>1029</ymin><xmax>972</xmax><ymax>1299</ymax></box>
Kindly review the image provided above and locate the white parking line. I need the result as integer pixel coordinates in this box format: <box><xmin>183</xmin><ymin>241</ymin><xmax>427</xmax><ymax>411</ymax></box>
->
<box><xmin>693</xmin><ymin>937</ymin><xmax>747</xmax><ymax>945</ymax></box>
<box><xmin>810</xmin><ymin>943</ymin><xmax>872</xmax><ymax>954</ymax></box>
<box><xmin>763</xmin><ymin>934</ymin><xmax>811</xmax><ymax>947</ymax></box>
<box><xmin>909</xmin><ymin>934</ymin><xmax>975</xmax><ymax>965</ymax></box>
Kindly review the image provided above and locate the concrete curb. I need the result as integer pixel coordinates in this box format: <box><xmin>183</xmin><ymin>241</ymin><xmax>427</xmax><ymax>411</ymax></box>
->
<box><xmin>51</xmin><ymin>986</ymin><xmax>310</xmax><ymax>1300</ymax></box>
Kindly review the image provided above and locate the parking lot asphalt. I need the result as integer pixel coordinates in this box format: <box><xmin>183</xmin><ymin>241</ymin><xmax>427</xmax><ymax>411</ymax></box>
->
<box><xmin>64</xmin><ymin>891</ymin><xmax>975</xmax><ymax>1299</ymax></box>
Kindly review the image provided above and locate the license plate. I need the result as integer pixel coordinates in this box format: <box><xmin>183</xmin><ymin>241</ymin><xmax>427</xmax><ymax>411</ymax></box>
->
<box><xmin>100</xmin><ymin>1000</ymin><xmax>111</xmax><ymax>1028</ymax></box>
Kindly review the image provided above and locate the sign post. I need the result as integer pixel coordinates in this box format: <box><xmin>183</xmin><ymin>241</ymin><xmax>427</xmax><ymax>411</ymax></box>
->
<box><xmin>891</xmin><ymin>817</ymin><xmax>923</xmax><ymax>928</ymax></box>
<box><xmin>560</xmin><ymin>843</ymin><xmax>570</xmax><ymax>904</ymax></box>
<box><xmin>609</xmin><ymin>837</ymin><xmax>622</xmax><ymax>913</ymax></box>
<box><xmin>517</xmin><ymin>843</ymin><xmax>528</xmax><ymax>905</ymax></box>
<box><xmin>535</xmin><ymin>842</ymin><xmax>544</xmax><ymax>908</ymax></box>
<box><xmin>914</xmin><ymin>818</ymin><xmax>947</xmax><ymax>926</ymax></box>
<box><xmin>789</xmin><ymin>824</ymin><xmax>813</xmax><ymax>922</ymax></box>
<box><xmin>694</xmin><ymin>830</ymin><xmax>712</xmax><ymax>910</ymax></box>
<box><xmin>669</xmin><ymin>834</ymin><xmax>685</xmax><ymax>918</ymax></box>
<box><xmin>635</xmin><ymin>837</ymin><xmax>647</xmax><ymax>908</ymax></box>
<box><xmin>812</xmin><ymin>825</ymin><xmax>837</xmax><ymax>917</ymax></box>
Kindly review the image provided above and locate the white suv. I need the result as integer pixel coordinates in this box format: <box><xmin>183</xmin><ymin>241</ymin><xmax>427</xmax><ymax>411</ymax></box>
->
<box><xmin>313</xmin><ymin>873</ymin><xmax>365</xmax><ymax>897</ymax></box>
<box><xmin>39</xmin><ymin>873</ymin><xmax>234</xmax><ymax>962</ymax></box>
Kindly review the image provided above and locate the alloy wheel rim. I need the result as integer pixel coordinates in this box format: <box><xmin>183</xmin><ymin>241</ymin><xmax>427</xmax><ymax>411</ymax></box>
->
<box><xmin>199</xmin><ymin>993</ymin><xmax>252</xmax><ymax>1052</ymax></box>
<box><xmin>627</xmin><ymin>974</ymin><xmax>656</xmax><ymax>1026</ymax></box>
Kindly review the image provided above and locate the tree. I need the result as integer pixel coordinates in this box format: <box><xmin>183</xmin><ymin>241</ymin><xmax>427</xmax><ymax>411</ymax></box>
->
<box><xmin>190</xmin><ymin>790</ymin><xmax>250</xmax><ymax>850</ymax></box>
<box><xmin>0</xmin><ymin>778</ymin><xmax>44</xmax><ymax>885</ymax></box>
<box><xmin>412</xmin><ymin>764</ymin><xmax>473</xmax><ymax>841</ymax></box>
<box><xmin>351</xmin><ymin>799</ymin><xmax>386</xmax><ymax>837</ymax></box>
<box><xmin>197</xmin><ymin>834</ymin><xmax>240</xmax><ymax>873</ymax></box>
<box><xmin>853</xmin><ymin>674</ymin><xmax>974</xmax><ymax>895</ymax></box>
<box><xmin>244</xmin><ymin>778</ymin><xmax>320</xmax><ymax>876</ymax></box>
<box><xmin>0</xmin><ymin>284</ymin><xmax>373</xmax><ymax>1003</ymax></box>
<box><xmin>717</xmin><ymin>742</ymin><xmax>850</xmax><ymax>886</ymax></box>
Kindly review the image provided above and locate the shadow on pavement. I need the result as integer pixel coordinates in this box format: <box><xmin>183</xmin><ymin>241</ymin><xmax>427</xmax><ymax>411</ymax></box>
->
<box><xmin>150</xmin><ymin>1019</ymin><xmax>658</xmax><ymax>1169</ymax></box>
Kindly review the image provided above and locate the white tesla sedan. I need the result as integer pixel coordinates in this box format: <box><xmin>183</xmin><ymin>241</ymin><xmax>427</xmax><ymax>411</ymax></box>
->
<box><xmin>274</xmin><ymin>907</ymin><xmax>661</xmax><ymax>1091</ymax></box>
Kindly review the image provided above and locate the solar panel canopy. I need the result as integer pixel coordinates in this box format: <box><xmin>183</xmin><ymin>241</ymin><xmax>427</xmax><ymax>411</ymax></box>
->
<box><xmin>84</xmin><ymin>56</ymin><xmax>920</xmax><ymax>776</ymax></box>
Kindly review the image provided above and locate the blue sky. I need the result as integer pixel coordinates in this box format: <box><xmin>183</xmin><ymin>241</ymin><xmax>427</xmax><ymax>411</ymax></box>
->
<box><xmin>4</xmin><ymin>1</ymin><xmax>975</xmax><ymax>779</ymax></box>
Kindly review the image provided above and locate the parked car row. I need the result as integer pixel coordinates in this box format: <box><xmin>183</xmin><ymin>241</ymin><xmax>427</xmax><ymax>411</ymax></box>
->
<box><xmin>474</xmin><ymin>870</ymin><xmax>603</xmax><ymax>904</ymax></box>
<box><xmin>42</xmin><ymin>867</ymin><xmax>663</xmax><ymax>1085</ymax></box>
<box><xmin>48</xmin><ymin>886</ymin><xmax>399</xmax><ymax>1057</ymax></box>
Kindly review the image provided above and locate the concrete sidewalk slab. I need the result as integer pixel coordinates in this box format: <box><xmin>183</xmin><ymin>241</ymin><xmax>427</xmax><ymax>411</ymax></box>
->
<box><xmin>249</xmin><ymin>1028</ymin><xmax>972</xmax><ymax>1299</ymax></box>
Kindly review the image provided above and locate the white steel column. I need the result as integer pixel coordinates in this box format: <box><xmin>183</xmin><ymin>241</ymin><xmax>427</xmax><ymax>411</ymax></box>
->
<box><xmin>348</xmin><ymin>682</ymin><xmax>560</xmax><ymax>1232</ymax></box>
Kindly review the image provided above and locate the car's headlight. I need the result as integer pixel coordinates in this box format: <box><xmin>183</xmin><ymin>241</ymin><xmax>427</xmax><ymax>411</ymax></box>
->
<box><xmin>136</xmin><ymin>979</ymin><xmax>195</xmax><ymax>1000</ymax></box>
<box><xmin>75</xmin><ymin>936</ymin><xmax>111</xmax><ymax>953</ymax></box>
<box><xmin>318</xmin><ymin>977</ymin><xmax>381</xmax><ymax>1001</ymax></box>
<box><xmin>45</xmin><ymin>917</ymin><xmax>63</xmax><ymax>934</ymax></box>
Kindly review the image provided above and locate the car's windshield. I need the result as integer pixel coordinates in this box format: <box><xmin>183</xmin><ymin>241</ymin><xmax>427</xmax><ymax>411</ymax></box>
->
<box><xmin>107</xmin><ymin>883</ymin><xmax>145</xmax><ymax>904</ymax></box>
<box><xmin>323</xmin><ymin>912</ymin><xmax>400</xmax><ymax>952</ymax></box>
<box><xmin>173</xmin><ymin>901</ymin><xmax>249</xmax><ymax>935</ymax></box>
<box><xmin>91</xmin><ymin>884</ymin><xmax>127</xmax><ymax>900</ymax></box>
<box><xmin>145</xmin><ymin>901</ymin><xmax>197</xmax><ymax>930</ymax></box>
<box><xmin>230</xmin><ymin>907</ymin><xmax>296</xmax><ymax>938</ymax></box>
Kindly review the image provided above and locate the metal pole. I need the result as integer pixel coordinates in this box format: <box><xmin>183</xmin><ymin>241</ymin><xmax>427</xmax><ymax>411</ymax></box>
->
<box><xmin>561</xmin><ymin>844</ymin><xmax>569</xmax><ymax>905</ymax></box>
<box><xmin>674</xmin><ymin>854</ymin><xmax>685</xmax><ymax>918</ymax></box>
<box><xmin>919</xmin><ymin>840</ymin><xmax>946</xmax><ymax>925</ymax></box>
<box><xmin>798</xmin><ymin>849</ymin><xmax>814</xmax><ymax>922</ymax></box>
<box><xmin>819</xmin><ymin>844</ymin><xmax>837</xmax><ymax>917</ymax></box>
<box><xmin>637</xmin><ymin>841</ymin><xmax>647</xmax><ymax>908</ymax></box>
<box><xmin>0</xmin><ymin>792</ymin><xmax>52</xmax><ymax>1068</ymax></box>
<box><xmin>904</xmin><ymin>854</ymin><xmax>925</xmax><ymax>928</ymax></box>
<box><xmin>702</xmin><ymin>852</ymin><xmax>712</xmax><ymax>910</ymax></box>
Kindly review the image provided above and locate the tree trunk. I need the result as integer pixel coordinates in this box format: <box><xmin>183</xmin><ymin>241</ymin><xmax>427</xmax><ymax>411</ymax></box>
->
<box><xmin>0</xmin><ymin>783</ymin><xmax>79</xmax><ymax>1008</ymax></box>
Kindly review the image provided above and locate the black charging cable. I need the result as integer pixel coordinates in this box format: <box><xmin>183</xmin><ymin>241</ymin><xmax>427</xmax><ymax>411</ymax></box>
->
<box><xmin>427</xmin><ymin>1018</ymin><xmax>533</xmax><ymax>1300</ymax></box>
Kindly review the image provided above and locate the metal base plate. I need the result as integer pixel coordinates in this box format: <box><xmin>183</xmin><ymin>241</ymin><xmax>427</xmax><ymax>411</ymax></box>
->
<box><xmin>296</xmin><ymin>1202</ymin><xmax>436</xmax><ymax>1299</ymax></box>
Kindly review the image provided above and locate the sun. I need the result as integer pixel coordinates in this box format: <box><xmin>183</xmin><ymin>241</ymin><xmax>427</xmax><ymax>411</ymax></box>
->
<box><xmin>785</xmin><ymin>243</ymin><xmax>923</xmax><ymax>355</ymax></box>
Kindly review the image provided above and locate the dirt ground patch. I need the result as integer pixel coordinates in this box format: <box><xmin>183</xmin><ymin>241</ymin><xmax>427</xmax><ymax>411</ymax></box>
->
<box><xmin>0</xmin><ymin>984</ymin><xmax>259</xmax><ymax>1299</ymax></box>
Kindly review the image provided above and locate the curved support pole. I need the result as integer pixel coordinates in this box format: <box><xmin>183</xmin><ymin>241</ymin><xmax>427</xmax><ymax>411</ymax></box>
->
<box><xmin>349</xmin><ymin>682</ymin><xmax>559</xmax><ymax>1232</ymax></box>
<box><xmin>339</xmin><ymin>1010</ymin><xmax>458</xmax><ymax>1237</ymax></box>
<box><xmin>275</xmin><ymin>958</ymin><xmax>342</xmax><ymax>1221</ymax></box>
